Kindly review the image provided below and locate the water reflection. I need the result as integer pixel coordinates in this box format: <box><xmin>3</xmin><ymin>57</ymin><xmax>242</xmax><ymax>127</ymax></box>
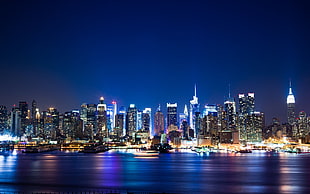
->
<box><xmin>0</xmin><ymin>150</ymin><xmax>310</xmax><ymax>193</ymax></box>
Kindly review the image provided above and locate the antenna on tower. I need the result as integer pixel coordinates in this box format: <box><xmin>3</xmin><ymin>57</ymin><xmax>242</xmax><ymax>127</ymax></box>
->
<box><xmin>289</xmin><ymin>79</ymin><xmax>293</xmax><ymax>94</ymax></box>
<box><xmin>228</xmin><ymin>83</ymin><xmax>231</xmax><ymax>98</ymax></box>
<box><xmin>194</xmin><ymin>84</ymin><xmax>197</xmax><ymax>97</ymax></box>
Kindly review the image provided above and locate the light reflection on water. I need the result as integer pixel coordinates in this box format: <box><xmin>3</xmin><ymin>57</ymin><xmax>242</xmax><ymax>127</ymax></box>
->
<box><xmin>0</xmin><ymin>150</ymin><xmax>310</xmax><ymax>193</ymax></box>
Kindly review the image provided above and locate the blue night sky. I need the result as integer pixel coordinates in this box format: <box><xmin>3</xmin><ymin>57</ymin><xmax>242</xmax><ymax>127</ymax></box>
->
<box><xmin>0</xmin><ymin>0</ymin><xmax>309</xmax><ymax>123</ymax></box>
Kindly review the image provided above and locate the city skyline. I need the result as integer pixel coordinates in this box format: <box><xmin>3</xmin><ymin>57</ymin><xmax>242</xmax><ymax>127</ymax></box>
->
<box><xmin>1</xmin><ymin>1</ymin><xmax>310</xmax><ymax>123</ymax></box>
<box><xmin>0</xmin><ymin>82</ymin><xmax>299</xmax><ymax>125</ymax></box>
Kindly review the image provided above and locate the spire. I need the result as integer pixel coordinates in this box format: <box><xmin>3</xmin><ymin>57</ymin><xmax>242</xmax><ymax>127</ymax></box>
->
<box><xmin>287</xmin><ymin>80</ymin><xmax>295</xmax><ymax>104</ymax></box>
<box><xmin>184</xmin><ymin>104</ymin><xmax>188</xmax><ymax>116</ymax></box>
<box><xmin>228</xmin><ymin>84</ymin><xmax>231</xmax><ymax>98</ymax></box>
<box><xmin>289</xmin><ymin>80</ymin><xmax>293</xmax><ymax>95</ymax></box>
<box><xmin>157</xmin><ymin>104</ymin><xmax>161</xmax><ymax>112</ymax></box>
<box><xmin>194</xmin><ymin>84</ymin><xmax>197</xmax><ymax>97</ymax></box>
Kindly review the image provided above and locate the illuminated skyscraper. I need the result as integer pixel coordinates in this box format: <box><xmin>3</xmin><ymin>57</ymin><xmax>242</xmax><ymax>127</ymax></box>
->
<box><xmin>97</xmin><ymin>97</ymin><xmax>108</xmax><ymax>138</ymax></box>
<box><xmin>115</xmin><ymin>113</ymin><xmax>124</xmax><ymax>137</ymax></box>
<box><xmin>106</xmin><ymin>103</ymin><xmax>114</xmax><ymax>132</ymax></box>
<box><xmin>167</xmin><ymin>103</ymin><xmax>177</xmax><ymax>128</ymax></box>
<box><xmin>11</xmin><ymin>106</ymin><xmax>21</xmax><ymax>137</ymax></box>
<box><xmin>287</xmin><ymin>81</ymin><xmax>296</xmax><ymax>125</ymax></box>
<box><xmin>142</xmin><ymin>108</ymin><xmax>152</xmax><ymax>134</ymax></box>
<box><xmin>112</xmin><ymin>101</ymin><xmax>117</xmax><ymax>128</ymax></box>
<box><xmin>154</xmin><ymin>105</ymin><xmax>164</xmax><ymax>136</ymax></box>
<box><xmin>118</xmin><ymin>106</ymin><xmax>126</xmax><ymax>136</ymax></box>
<box><xmin>137</xmin><ymin>110</ymin><xmax>142</xmax><ymax>130</ymax></box>
<box><xmin>202</xmin><ymin>104</ymin><xmax>218</xmax><ymax>117</ymax></box>
<box><xmin>224</xmin><ymin>96</ymin><xmax>236</xmax><ymax>131</ymax></box>
<box><xmin>179</xmin><ymin>104</ymin><xmax>188</xmax><ymax>128</ymax></box>
<box><xmin>0</xmin><ymin>105</ymin><xmax>8</xmax><ymax>133</ymax></box>
<box><xmin>189</xmin><ymin>85</ymin><xmax>199</xmax><ymax>132</ymax></box>
<box><xmin>19</xmin><ymin>101</ymin><xmax>28</xmax><ymax>135</ymax></box>
<box><xmin>126</xmin><ymin>104</ymin><xmax>137</xmax><ymax>137</ymax></box>
<box><xmin>85</xmin><ymin>104</ymin><xmax>97</xmax><ymax>140</ymax></box>
<box><xmin>31</xmin><ymin>100</ymin><xmax>38</xmax><ymax>135</ymax></box>
<box><xmin>238</xmin><ymin>93</ymin><xmax>258</xmax><ymax>142</ymax></box>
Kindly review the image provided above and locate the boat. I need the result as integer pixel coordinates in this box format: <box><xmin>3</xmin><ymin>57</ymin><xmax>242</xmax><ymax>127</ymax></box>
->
<box><xmin>80</xmin><ymin>144</ymin><xmax>109</xmax><ymax>153</ymax></box>
<box><xmin>133</xmin><ymin>150</ymin><xmax>160</xmax><ymax>157</ymax></box>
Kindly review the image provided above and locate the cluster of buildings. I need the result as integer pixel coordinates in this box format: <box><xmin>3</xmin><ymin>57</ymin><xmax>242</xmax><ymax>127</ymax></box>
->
<box><xmin>0</xmin><ymin>83</ymin><xmax>309</xmax><ymax>146</ymax></box>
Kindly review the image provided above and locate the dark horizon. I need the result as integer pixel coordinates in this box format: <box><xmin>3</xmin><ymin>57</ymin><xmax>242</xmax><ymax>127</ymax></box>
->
<box><xmin>1</xmin><ymin>0</ymin><xmax>310</xmax><ymax>123</ymax></box>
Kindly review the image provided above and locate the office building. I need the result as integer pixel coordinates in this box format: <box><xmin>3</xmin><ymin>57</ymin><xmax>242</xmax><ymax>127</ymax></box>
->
<box><xmin>287</xmin><ymin>82</ymin><xmax>296</xmax><ymax>125</ymax></box>
<box><xmin>167</xmin><ymin>103</ymin><xmax>177</xmax><ymax>128</ymax></box>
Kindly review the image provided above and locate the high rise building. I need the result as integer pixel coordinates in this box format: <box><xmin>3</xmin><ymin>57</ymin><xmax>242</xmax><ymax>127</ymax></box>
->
<box><xmin>142</xmin><ymin>108</ymin><xmax>152</xmax><ymax>134</ymax></box>
<box><xmin>106</xmin><ymin>103</ymin><xmax>114</xmax><ymax>132</ymax></box>
<box><xmin>297</xmin><ymin>111</ymin><xmax>309</xmax><ymax>141</ymax></box>
<box><xmin>245</xmin><ymin>111</ymin><xmax>264</xmax><ymax>142</ymax></box>
<box><xmin>115</xmin><ymin>113</ymin><xmax>124</xmax><ymax>137</ymax></box>
<box><xmin>202</xmin><ymin>104</ymin><xmax>217</xmax><ymax>117</ymax></box>
<box><xmin>11</xmin><ymin>107</ymin><xmax>21</xmax><ymax>137</ymax></box>
<box><xmin>118</xmin><ymin>106</ymin><xmax>127</xmax><ymax>136</ymax></box>
<box><xmin>237</xmin><ymin>93</ymin><xmax>264</xmax><ymax>143</ymax></box>
<box><xmin>137</xmin><ymin>110</ymin><xmax>142</xmax><ymax>130</ymax></box>
<box><xmin>224</xmin><ymin>97</ymin><xmax>236</xmax><ymax>131</ymax></box>
<box><xmin>97</xmin><ymin>97</ymin><xmax>108</xmax><ymax>138</ymax></box>
<box><xmin>287</xmin><ymin>81</ymin><xmax>296</xmax><ymax>125</ymax></box>
<box><xmin>238</xmin><ymin>93</ymin><xmax>255</xmax><ymax>115</ymax></box>
<box><xmin>31</xmin><ymin>100</ymin><xmax>38</xmax><ymax>135</ymax></box>
<box><xmin>112</xmin><ymin>101</ymin><xmax>117</xmax><ymax>129</ymax></box>
<box><xmin>0</xmin><ymin>105</ymin><xmax>8</xmax><ymax>133</ymax></box>
<box><xmin>84</xmin><ymin>104</ymin><xmax>97</xmax><ymax>139</ymax></box>
<box><xmin>126</xmin><ymin>104</ymin><xmax>137</xmax><ymax>137</ymax></box>
<box><xmin>189</xmin><ymin>85</ymin><xmax>199</xmax><ymax>133</ymax></box>
<box><xmin>19</xmin><ymin>101</ymin><xmax>28</xmax><ymax>135</ymax></box>
<box><xmin>167</xmin><ymin>103</ymin><xmax>177</xmax><ymax>128</ymax></box>
<box><xmin>154</xmin><ymin>105</ymin><xmax>164</xmax><ymax>136</ymax></box>
<box><xmin>179</xmin><ymin>105</ymin><xmax>188</xmax><ymax>129</ymax></box>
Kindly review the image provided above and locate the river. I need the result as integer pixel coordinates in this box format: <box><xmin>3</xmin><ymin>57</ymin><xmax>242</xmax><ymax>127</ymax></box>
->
<box><xmin>1</xmin><ymin>149</ymin><xmax>310</xmax><ymax>193</ymax></box>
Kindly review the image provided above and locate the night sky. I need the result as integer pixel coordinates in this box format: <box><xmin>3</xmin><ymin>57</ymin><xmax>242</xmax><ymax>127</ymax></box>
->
<box><xmin>1</xmin><ymin>0</ymin><xmax>310</xmax><ymax>123</ymax></box>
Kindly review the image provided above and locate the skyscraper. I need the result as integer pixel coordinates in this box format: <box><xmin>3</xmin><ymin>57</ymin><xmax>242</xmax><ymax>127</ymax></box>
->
<box><xmin>112</xmin><ymin>101</ymin><xmax>117</xmax><ymax>129</ymax></box>
<box><xmin>224</xmin><ymin>96</ymin><xmax>236</xmax><ymax>131</ymax></box>
<box><xmin>142</xmin><ymin>108</ymin><xmax>152</xmax><ymax>134</ymax></box>
<box><xmin>167</xmin><ymin>103</ymin><xmax>177</xmax><ymax>128</ymax></box>
<box><xmin>0</xmin><ymin>105</ymin><xmax>8</xmax><ymax>133</ymax></box>
<box><xmin>126</xmin><ymin>104</ymin><xmax>137</xmax><ymax>137</ymax></box>
<box><xmin>238</xmin><ymin>93</ymin><xmax>261</xmax><ymax>143</ymax></box>
<box><xmin>238</xmin><ymin>93</ymin><xmax>255</xmax><ymax>115</ymax></box>
<box><xmin>11</xmin><ymin>106</ymin><xmax>21</xmax><ymax>137</ymax></box>
<box><xmin>97</xmin><ymin>97</ymin><xmax>108</xmax><ymax>138</ymax></box>
<box><xmin>189</xmin><ymin>85</ymin><xmax>199</xmax><ymax>132</ymax></box>
<box><xmin>154</xmin><ymin>105</ymin><xmax>164</xmax><ymax>136</ymax></box>
<box><xmin>287</xmin><ymin>81</ymin><xmax>296</xmax><ymax>125</ymax></box>
<box><xmin>19</xmin><ymin>101</ymin><xmax>28</xmax><ymax>135</ymax></box>
<box><xmin>31</xmin><ymin>100</ymin><xmax>38</xmax><ymax>135</ymax></box>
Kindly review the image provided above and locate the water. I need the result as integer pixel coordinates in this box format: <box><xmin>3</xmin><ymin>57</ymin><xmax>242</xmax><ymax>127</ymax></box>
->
<box><xmin>1</xmin><ymin>149</ymin><xmax>310</xmax><ymax>193</ymax></box>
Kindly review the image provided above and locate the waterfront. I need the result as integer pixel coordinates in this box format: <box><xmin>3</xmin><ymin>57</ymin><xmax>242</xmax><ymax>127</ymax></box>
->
<box><xmin>1</xmin><ymin>150</ymin><xmax>310</xmax><ymax>194</ymax></box>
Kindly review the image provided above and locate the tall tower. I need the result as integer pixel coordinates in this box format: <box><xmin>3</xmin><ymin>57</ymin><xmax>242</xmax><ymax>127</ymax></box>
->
<box><xmin>142</xmin><ymin>108</ymin><xmax>152</xmax><ymax>134</ymax></box>
<box><xmin>19</xmin><ymin>101</ymin><xmax>28</xmax><ymax>136</ymax></box>
<box><xmin>126</xmin><ymin>104</ymin><xmax>137</xmax><ymax>137</ymax></box>
<box><xmin>97</xmin><ymin>97</ymin><xmax>108</xmax><ymax>138</ymax></box>
<box><xmin>167</xmin><ymin>103</ymin><xmax>178</xmax><ymax>128</ymax></box>
<box><xmin>189</xmin><ymin>85</ymin><xmax>199</xmax><ymax>135</ymax></box>
<box><xmin>287</xmin><ymin>81</ymin><xmax>296</xmax><ymax>125</ymax></box>
<box><xmin>112</xmin><ymin>101</ymin><xmax>117</xmax><ymax>129</ymax></box>
<box><xmin>0</xmin><ymin>105</ymin><xmax>8</xmax><ymax>133</ymax></box>
<box><xmin>154</xmin><ymin>105</ymin><xmax>164</xmax><ymax>136</ymax></box>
